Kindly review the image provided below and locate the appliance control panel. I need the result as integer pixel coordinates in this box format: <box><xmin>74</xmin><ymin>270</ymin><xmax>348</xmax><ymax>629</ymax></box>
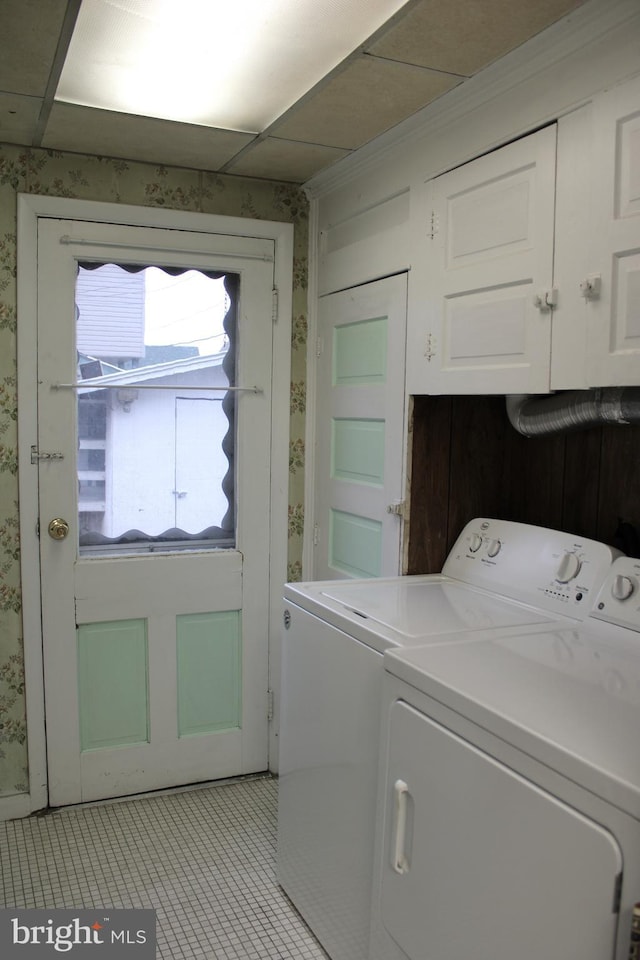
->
<box><xmin>590</xmin><ymin>557</ymin><xmax>640</xmax><ymax>631</ymax></box>
<box><xmin>443</xmin><ymin>518</ymin><xmax>620</xmax><ymax>617</ymax></box>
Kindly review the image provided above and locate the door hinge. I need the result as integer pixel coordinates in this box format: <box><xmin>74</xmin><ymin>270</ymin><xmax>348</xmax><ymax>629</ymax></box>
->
<box><xmin>313</xmin><ymin>522</ymin><xmax>320</xmax><ymax>546</ymax></box>
<box><xmin>315</xmin><ymin>337</ymin><xmax>323</xmax><ymax>358</ymax></box>
<box><xmin>628</xmin><ymin>900</ymin><xmax>640</xmax><ymax>953</ymax></box>
<box><xmin>429</xmin><ymin>211</ymin><xmax>439</xmax><ymax>239</ymax></box>
<box><xmin>267</xmin><ymin>689</ymin><xmax>274</xmax><ymax>722</ymax></box>
<box><xmin>272</xmin><ymin>287</ymin><xmax>279</xmax><ymax>322</ymax></box>
<box><xmin>31</xmin><ymin>444</ymin><xmax>64</xmax><ymax>464</ymax></box>
<box><xmin>424</xmin><ymin>333</ymin><xmax>437</xmax><ymax>362</ymax></box>
<box><xmin>35</xmin><ymin>519</ymin><xmax>40</xmax><ymax>539</ymax></box>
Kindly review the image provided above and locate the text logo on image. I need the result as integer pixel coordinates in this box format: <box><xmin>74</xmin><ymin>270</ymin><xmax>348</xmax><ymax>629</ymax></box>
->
<box><xmin>0</xmin><ymin>909</ymin><xmax>156</xmax><ymax>957</ymax></box>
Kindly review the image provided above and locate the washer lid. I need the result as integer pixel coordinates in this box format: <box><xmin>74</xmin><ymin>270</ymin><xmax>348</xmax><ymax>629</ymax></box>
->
<box><xmin>384</xmin><ymin>620</ymin><xmax>640</xmax><ymax>817</ymax></box>
<box><xmin>320</xmin><ymin>578</ymin><xmax>554</xmax><ymax>635</ymax></box>
<box><xmin>284</xmin><ymin>576</ymin><xmax>556</xmax><ymax>651</ymax></box>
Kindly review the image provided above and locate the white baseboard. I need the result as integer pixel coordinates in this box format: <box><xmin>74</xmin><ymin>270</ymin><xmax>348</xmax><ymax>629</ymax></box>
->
<box><xmin>0</xmin><ymin>792</ymin><xmax>41</xmax><ymax>822</ymax></box>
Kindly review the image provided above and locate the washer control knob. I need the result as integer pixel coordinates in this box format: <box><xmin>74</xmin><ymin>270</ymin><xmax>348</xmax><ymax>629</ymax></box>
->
<box><xmin>469</xmin><ymin>533</ymin><xmax>483</xmax><ymax>553</ymax></box>
<box><xmin>486</xmin><ymin>539</ymin><xmax>501</xmax><ymax>558</ymax></box>
<box><xmin>555</xmin><ymin>552</ymin><xmax>581</xmax><ymax>583</ymax></box>
<box><xmin>611</xmin><ymin>575</ymin><xmax>635</xmax><ymax>602</ymax></box>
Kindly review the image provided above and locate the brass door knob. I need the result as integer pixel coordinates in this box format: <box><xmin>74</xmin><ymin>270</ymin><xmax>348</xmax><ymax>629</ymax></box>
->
<box><xmin>48</xmin><ymin>518</ymin><xmax>70</xmax><ymax>540</ymax></box>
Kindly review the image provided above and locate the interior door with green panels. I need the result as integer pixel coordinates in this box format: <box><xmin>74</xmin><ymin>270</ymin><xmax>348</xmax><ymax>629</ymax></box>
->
<box><xmin>314</xmin><ymin>274</ymin><xmax>407</xmax><ymax>580</ymax></box>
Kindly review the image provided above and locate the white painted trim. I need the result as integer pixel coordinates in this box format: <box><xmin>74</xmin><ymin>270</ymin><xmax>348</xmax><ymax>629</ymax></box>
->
<box><xmin>16</xmin><ymin>194</ymin><xmax>293</xmax><ymax>811</ymax></box>
<box><xmin>305</xmin><ymin>0</ymin><xmax>640</xmax><ymax>198</ymax></box>
<box><xmin>16</xmin><ymin>196</ymin><xmax>48</xmax><ymax>818</ymax></box>
<box><xmin>0</xmin><ymin>794</ymin><xmax>35</xmax><ymax>823</ymax></box>
<box><xmin>17</xmin><ymin>194</ymin><xmax>292</xmax><ymax>240</ymax></box>
<box><xmin>267</xmin><ymin>221</ymin><xmax>294</xmax><ymax>773</ymax></box>
<box><xmin>301</xmin><ymin>197</ymin><xmax>320</xmax><ymax>580</ymax></box>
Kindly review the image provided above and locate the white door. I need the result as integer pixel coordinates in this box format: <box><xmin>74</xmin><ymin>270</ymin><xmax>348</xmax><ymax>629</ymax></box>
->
<box><xmin>35</xmin><ymin>217</ymin><xmax>276</xmax><ymax>805</ymax></box>
<box><xmin>585</xmin><ymin>72</ymin><xmax>640</xmax><ymax>385</ymax></box>
<box><xmin>313</xmin><ymin>274</ymin><xmax>407</xmax><ymax>580</ymax></box>
<box><xmin>407</xmin><ymin>125</ymin><xmax>556</xmax><ymax>395</ymax></box>
<box><xmin>373</xmin><ymin>700</ymin><xmax>622</xmax><ymax>960</ymax></box>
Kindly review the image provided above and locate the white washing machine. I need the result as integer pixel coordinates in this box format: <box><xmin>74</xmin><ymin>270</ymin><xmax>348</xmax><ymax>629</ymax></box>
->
<box><xmin>371</xmin><ymin>555</ymin><xmax>640</xmax><ymax>960</ymax></box>
<box><xmin>277</xmin><ymin>519</ymin><xmax>619</xmax><ymax>960</ymax></box>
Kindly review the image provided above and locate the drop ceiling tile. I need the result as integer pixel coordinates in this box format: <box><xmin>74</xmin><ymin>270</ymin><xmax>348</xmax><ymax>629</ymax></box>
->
<box><xmin>368</xmin><ymin>0</ymin><xmax>587</xmax><ymax>77</ymax></box>
<box><xmin>273</xmin><ymin>56</ymin><xmax>460</xmax><ymax>150</ymax></box>
<box><xmin>0</xmin><ymin>94</ymin><xmax>42</xmax><ymax>145</ymax></box>
<box><xmin>0</xmin><ymin>0</ymin><xmax>69</xmax><ymax>96</ymax></box>
<box><xmin>42</xmin><ymin>103</ymin><xmax>255</xmax><ymax>171</ymax></box>
<box><xmin>224</xmin><ymin>138</ymin><xmax>351</xmax><ymax>183</ymax></box>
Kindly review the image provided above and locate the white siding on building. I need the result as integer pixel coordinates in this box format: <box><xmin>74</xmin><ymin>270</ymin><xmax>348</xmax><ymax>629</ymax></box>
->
<box><xmin>76</xmin><ymin>264</ymin><xmax>146</xmax><ymax>358</ymax></box>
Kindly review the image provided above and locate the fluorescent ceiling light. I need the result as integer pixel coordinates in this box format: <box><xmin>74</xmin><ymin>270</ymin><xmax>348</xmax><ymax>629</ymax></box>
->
<box><xmin>56</xmin><ymin>0</ymin><xmax>411</xmax><ymax>132</ymax></box>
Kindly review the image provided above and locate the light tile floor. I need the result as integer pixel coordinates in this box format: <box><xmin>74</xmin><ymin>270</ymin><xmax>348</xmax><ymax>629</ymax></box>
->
<box><xmin>0</xmin><ymin>776</ymin><xmax>328</xmax><ymax>959</ymax></box>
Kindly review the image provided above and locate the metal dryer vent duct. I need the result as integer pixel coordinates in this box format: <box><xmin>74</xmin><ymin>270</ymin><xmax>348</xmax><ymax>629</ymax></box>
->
<box><xmin>506</xmin><ymin>388</ymin><xmax>640</xmax><ymax>437</ymax></box>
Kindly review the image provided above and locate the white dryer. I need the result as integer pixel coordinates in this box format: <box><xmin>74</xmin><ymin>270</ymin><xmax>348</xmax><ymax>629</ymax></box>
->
<box><xmin>371</xmin><ymin>556</ymin><xmax>640</xmax><ymax>960</ymax></box>
<box><xmin>277</xmin><ymin>519</ymin><xmax>619</xmax><ymax>960</ymax></box>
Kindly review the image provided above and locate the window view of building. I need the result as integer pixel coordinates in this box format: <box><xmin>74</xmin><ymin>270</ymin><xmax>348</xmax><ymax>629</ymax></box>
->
<box><xmin>75</xmin><ymin>264</ymin><xmax>236</xmax><ymax>552</ymax></box>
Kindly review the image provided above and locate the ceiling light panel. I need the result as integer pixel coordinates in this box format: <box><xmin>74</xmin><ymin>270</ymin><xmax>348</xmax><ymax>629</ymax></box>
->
<box><xmin>56</xmin><ymin>0</ymin><xmax>411</xmax><ymax>132</ymax></box>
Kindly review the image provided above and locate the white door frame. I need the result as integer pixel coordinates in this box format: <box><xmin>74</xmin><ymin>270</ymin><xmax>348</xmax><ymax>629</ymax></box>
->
<box><xmin>16</xmin><ymin>193</ymin><xmax>293</xmax><ymax>816</ymax></box>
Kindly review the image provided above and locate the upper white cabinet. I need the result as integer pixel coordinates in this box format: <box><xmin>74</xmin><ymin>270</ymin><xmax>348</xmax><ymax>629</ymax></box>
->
<box><xmin>584</xmin><ymin>73</ymin><xmax>640</xmax><ymax>386</ymax></box>
<box><xmin>407</xmin><ymin>126</ymin><xmax>557</xmax><ymax>395</ymax></box>
<box><xmin>553</xmin><ymin>73</ymin><xmax>640</xmax><ymax>388</ymax></box>
<box><xmin>406</xmin><ymin>72</ymin><xmax>640</xmax><ymax>395</ymax></box>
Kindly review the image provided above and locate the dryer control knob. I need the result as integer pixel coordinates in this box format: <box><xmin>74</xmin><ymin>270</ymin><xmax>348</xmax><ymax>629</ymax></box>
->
<box><xmin>555</xmin><ymin>552</ymin><xmax>581</xmax><ymax>583</ymax></box>
<box><xmin>611</xmin><ymin>575</ymin><xmax>635</xmax><ymax>602</ymax></box>
<box><xmin>486</xmin><ymin>539</ymin><xmax>501</xmax><ymax>558</ymax></box>
<box><xmin>469</xmin><ymin>534</ymin><xmax>483</xmax><ymax>553</ymax></box>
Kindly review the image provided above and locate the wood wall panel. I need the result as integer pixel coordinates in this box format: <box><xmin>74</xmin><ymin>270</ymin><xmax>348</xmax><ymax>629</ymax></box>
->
<box><xmin>562</xmin><ymin>428</ymin><xmax>603</xmax><ymax>538</ymax></box>
<box><xmin>447</xmin><ymin>398</ymin><xmax>507</xmax><ymax>542</ymax></box>
<box><xmin>597</xmin><ymin>424</ymin><xmax>640</xmax><ymax>554</ymax></box>
<box><xmin>407</xmin><ymin>396</ymin><xmax>452</xmax><ymax>573</ymax></box>
<box><xmin>502</xmin><ymin>427</ymin><xmax>566</xmax><ymax>531</ymax></box>
<box><xmin>408</xmin><ymin>397</ymin><xmax>640</xmax><ymax>573</ymax></box>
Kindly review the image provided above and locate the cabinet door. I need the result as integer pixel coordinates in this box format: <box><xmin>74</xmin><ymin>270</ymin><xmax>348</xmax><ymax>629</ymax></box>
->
<box><xmin>551</xmin><ymin>103</ymin><xmax>593</xmax><ymax>389</ymax></box>
<box><xmin>373</xmin><ymin>700</ymin><xmax>622</xmax><ymax>960</ymax></box>
<box><xmin>585</xmin><ymin>73</ymin><xmax>640</xmax><ymax>385</ymax></box>
<box><xmin>313</xmin><ymin>275</ymin><xmax>407</xmax><ymax>580</ymax></box>
<box><xmin>407</xmin><ymin>125</ymin><xmax>556</xmax><ymax>395</ymax></box>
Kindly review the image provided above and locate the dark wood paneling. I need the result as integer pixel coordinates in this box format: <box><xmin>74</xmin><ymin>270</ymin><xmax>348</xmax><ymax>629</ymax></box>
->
<box><xmin>447</xmin><ymin>397</ymin><xmax>508</xmax><ymax>545</ymax></box>
<box><xmin>501</xmin><ymin>426</ymin><xmax>566</xmax><ymax>530</ymax></box>
<box><xmin>408</xmin><ymin>397</ymin><xmax>640</xmax><ymax>573</ymax></box>
<box><xmin>597</xmin><ymin>424</ymin><xmax>640</xmax><ymax>554</ymax></box>
<box><xmin>408</xmin><ymin>396</ymin><xmax>452</xmax><ymax>573</ymax></box>
<box><xmin>562</xmin><ymin>427</ymin><xmax>603</xmax><ymax>538</ymax></box>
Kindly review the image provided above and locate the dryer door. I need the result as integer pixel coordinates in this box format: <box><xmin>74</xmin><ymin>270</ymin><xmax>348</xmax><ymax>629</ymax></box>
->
<box><xmin>375</xmin><ymin>701</ymin><xmax>621</xmax><ymax>960</ymax></box>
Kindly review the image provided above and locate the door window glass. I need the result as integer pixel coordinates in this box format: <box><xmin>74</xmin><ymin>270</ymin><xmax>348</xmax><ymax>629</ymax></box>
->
<box><xmin>75</xmin><ymin>262</ymin><xmax>238</xmax><ymax>554</ymax></box>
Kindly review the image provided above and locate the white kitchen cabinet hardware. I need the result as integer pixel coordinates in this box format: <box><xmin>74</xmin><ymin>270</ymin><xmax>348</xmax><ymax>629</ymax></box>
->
<box><xmin>580</xmin><ymin>275</ymin><xmax>602</xmax><ymax>300</ymax></box>
<box><xmin>533</xmin><ymin>288</ymin><xmax>558</xmax><ymax>311</ymax></box>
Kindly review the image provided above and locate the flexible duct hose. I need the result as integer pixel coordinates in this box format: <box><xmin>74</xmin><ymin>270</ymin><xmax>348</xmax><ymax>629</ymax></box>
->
<box><xmin>506</xmin><ymin>388</ymin><xmax>640</xmax><ymax>437</ymax></box>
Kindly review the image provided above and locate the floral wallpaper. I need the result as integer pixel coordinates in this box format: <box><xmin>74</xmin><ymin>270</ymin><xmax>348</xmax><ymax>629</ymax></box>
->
<box><xmin>0</xmin><ymin>143</ymin><xmax>308</xmax><ymax>798</ymax></box>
